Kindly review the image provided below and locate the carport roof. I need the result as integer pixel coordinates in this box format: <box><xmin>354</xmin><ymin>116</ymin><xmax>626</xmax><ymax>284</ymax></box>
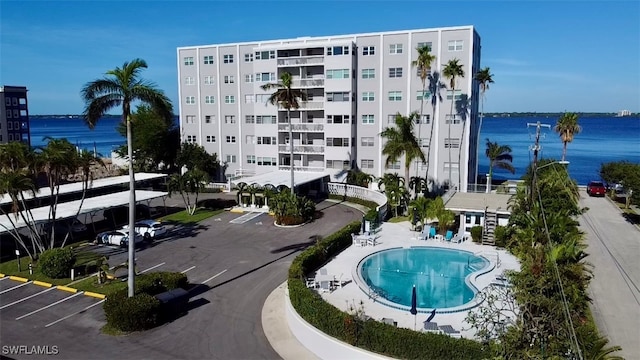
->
<box><xmin>0</xmin><ymin>190</ymin><xmax>168</xmax><ymax>234</ymax></box>
<box><xmin>231</xmin><ymin>170</ymin><xmax>330</xmax><ymax>188</ymax></box>
<box><xmin>0</xmin><ymin>173</ymin><xmax>167</xmax><ymax>205</ymax></box>
<box><xmin>444</xmin><ymin>192</ymin><xmax>513</xmax><ymax>214</ymax></box>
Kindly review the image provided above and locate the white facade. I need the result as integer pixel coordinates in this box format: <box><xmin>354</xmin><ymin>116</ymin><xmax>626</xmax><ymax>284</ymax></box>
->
<box><xmin>177</xmin><ymin>26</ymin><xmax>481</xmax><ymax>191</ymax></box>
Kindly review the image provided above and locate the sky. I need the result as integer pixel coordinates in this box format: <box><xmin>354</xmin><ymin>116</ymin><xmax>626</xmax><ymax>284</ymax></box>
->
<box><xmin>1</xmin><ymin>0</ymin><xmax>639</xmax><ymax>115</ymax></box>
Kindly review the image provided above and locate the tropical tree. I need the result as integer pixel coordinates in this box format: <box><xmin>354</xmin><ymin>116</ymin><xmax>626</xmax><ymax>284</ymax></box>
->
<box><xmin>380</xmin><ymin>112</ymin><xmax>426</xmax><ymax>193</ymax></box>
<box><xmin>176</xmin><ymin>142</ymin><xmax>220</xmax><ymax>179</ymax></box>
<box><xmin>425</xmin><ymin>196</ymin><xmax>455</xmax><ymax>234</ymax></box>
<box><xmin>554</xmin><ymin>112</ymin><xmax>582</xmax><ymax>162</ymax></box>
<box><xmin>408</xmin><ymin>196</ymin><xmax>431</xmax><ymax>226</ymax></box>
<box><xmin>346</xmin><ymin>168</ymin><xmax>373</xmax><ymax>188</ymax></box>
<box><xmin>167</xmin><ymin>169</ymin><xmax>208</xmax><ymax>215</ymax></box>
<box><xmin>474</xmin><ymin>67</ymin><xmax>494</xmax><ymax>188</ymax></box>
<box><xmin>442</xmin><ymin>59</ymin><xmax>465</xmax><ymax>189</ymax></box>
<box><xmin>408</xmin><ymin>176</ymin><xmax>427</xmax><ymax>199</ymax></box>
<box><xmin>424</xmin><ymin>71</ymin><xmax>446</xmax><ymax>185</ymax></box>
<box><xmin>269</xmin><ymin>191</ymin><xmax>315</xmax><ymax>225</ymax></box>
<box><xmin>485</xmin><ymin>138</ymin><xmax>515</xmax><ymax>189</ymax></box>
<box><xmin>81</xmin><ymin>58</ymin><xmax>173</xmax><ymax>297</ymax></box>
<box><xmin>378</xmin><ymin>173</ymin><xmax>408</xmax><ymax>217</ymax></box>
<box><xmin>412</xmin><ymin>45</ymin><xmax>437</xmax><ymax>143</ymax></box>
<box><xmin>261</xmin><ymin>72</ymin><xmax>307</xmax><ymax>194</ymax></box>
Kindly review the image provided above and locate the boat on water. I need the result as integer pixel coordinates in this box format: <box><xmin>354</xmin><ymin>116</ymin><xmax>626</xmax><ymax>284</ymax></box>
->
<box><xmin>615</xmin><ymin>110</ymin><xmax>633</xmax><ymax>117</ymax></box>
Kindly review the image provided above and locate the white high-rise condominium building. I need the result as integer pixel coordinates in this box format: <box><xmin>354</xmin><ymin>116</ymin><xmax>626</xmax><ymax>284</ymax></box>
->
<box><xmin>177</xmin><ymin>25</ymin><xmax>481</xmax><ymax>191</ymax></box>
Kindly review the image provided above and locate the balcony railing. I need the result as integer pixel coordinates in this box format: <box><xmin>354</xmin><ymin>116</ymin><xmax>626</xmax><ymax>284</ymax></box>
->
<box><xmin>292</xmin><ymin>78</ymin><xmax>324</xmax><ymax>88</ymax></box>
<box><xmin>278</xmin><ymin>145</ymin><xmax>325</xmax><ymax>153</ymax></box>
<box><xmin>278</xmin><ymin>165</ymin><xmax>326</xmax><ymax>172</ymax></box>
<box><xmin>277</xmin><ymin>56</ymin><xmax>324</xmax><ymax>66</ymax></box>
<box><xmin>278</xmin><ymin>123</ymin><xmax>324</xmax><ymax>132</ymax></box>
<box><xmin>279</xmin><ymin>101</ymin><xmax>323</xmax><ymax>110</ymax></box>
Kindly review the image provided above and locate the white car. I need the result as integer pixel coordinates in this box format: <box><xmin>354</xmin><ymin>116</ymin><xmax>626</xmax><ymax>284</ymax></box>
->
<box><xmin>122</xmin><ymin>220</ymin><xmax>167</xmax><ymax>240</ymax></box>
<box><xmin>96</xmin><ymin>229</ymin><xmax>145</xmax><ymax>248</ymax></box>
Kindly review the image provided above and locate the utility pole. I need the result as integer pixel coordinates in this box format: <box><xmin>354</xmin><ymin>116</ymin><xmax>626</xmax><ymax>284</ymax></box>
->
<box><xmin>527</xmin><ymin>121</ymin><xmax>551</xmax><ymax>206</ymax></box>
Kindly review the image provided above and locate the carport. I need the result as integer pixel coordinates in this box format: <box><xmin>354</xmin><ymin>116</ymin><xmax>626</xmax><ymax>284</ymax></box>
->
<box><xmin>231</xmin><ymin>170</ymin><xmax>331</xmax><ymax>206</ymax></box>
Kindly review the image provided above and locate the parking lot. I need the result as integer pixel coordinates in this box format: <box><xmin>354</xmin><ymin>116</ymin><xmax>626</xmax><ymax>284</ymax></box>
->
<box><xmin>0</xmin><ymin>199</ymin><xmax>362</xmax><ymax>360</ymax></box>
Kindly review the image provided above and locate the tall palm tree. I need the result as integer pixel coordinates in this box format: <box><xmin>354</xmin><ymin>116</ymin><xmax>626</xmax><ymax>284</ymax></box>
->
<box><xmin>380</xmin><ymin>112</ymin><xmax>426</xmax><ymax>194</ymax></box>
<box><xmin>412</xmin><ymin>45</ymin><xmax>437</xmax><ymax>168</ymax></box>
<box><xmin>474</xmin><ymin>68</ymin><xmax>494</xmax><ymax>189</ymax></box>
<box><xmin>485</xmin><ymin>138</ymin><xmax>515</xmax><ymax>190</ymax></box>
<box><xmin>554</xmin><ymin>112</ymin><xmax>582</xmax><ymax>162</ymax></box>
<box><xmin>442</xmin><ymin>59</ymin><xmax>465</xmax><ymax>190</ymax></box>
<box><xmin>81</xmin><ymin>58</ymin><xmax>173</xmax><ymax>297</ymax></box>
<box><xmin>425</xmin><ymin>71</ymin><xmax>446</xmax><ymax>188</ymax></box>
<box><xmin>261</xmin><ymin>72</ymin><xmax>307</xmax><ymax>194</ymax></box>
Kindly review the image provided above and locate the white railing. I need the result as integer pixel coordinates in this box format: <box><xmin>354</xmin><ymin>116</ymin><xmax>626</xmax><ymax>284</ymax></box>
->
<box><xmin>327</xmin><ymin>182</ymin><xmax>388</xmax><ymax>219</ymax></box>
<box><xmin>292</xmin><ymin>79</ymin><xmax>324</xmax><ymax>87</ymax></box>
<box><xmin>277</xmin><ymin>56</ymin><xmax>324</xmax><ymax>66</ymax></box>
<box><xmin>205</xmin><ymin>182</ymin><xmax>230</xmax><ymax>192</ymax></box>
<box><xmin>280</xmin><ymin>101</ymin><xmax>323</xmax><ymax>110</ymax></box>
<box><xmin>278</xmin><ymin>124</ymin><xmax>324</xmax><ymax>132</ymax></box>
<box><xmin>278</xmin><ymin>166</ymin><xmax>325</xmax><ymax>173</ymax></box>
<box><xmin>278</xmin><ymin>145</ymin><xmax>325</xmax><ymax>153</ymax></box>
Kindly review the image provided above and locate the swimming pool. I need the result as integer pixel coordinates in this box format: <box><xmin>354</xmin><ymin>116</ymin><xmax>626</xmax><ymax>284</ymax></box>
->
<box><xmin>359</xmin><ymin>247</ymin><xmax>490</xmax><ymax>310</ymax></box>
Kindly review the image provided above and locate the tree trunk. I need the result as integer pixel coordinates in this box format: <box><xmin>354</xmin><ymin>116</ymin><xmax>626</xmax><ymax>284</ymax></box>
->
<box><xmin>126</xmin><ymin>114</ymin><xmax>137</xmax><ymax>298</ymax></box>
<box><xmin>288</xmin><ymin>109</ymin><xmax>294</xmax><ymax>195</ymax></box>
<box><xmin>476</xmin><ymin>93</ymin><xmax>485</xmax><ymax>192</ymax></box>
<box><xmin>562</xmin><ymin>141</ymin><xmax>567</xmax><ymax>162</ymax></box>
<box><xmin>448</xmin><ymin>85</ymin><xmax>455</xmax><ymax>189</ymax></box>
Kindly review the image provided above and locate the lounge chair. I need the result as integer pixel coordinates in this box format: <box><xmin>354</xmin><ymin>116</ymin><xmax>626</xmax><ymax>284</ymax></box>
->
<box><xmin>417</xmin><ymin>225</ymin><xmax>431</xmax><ymax>241</ymax></box>
<box><xmin>428</xmin><ymin>227</ymin><xmax>437</xmax><ymax>239</ymax></box>
<box><xmin>423</xmin><ymin>321</ymin><xmax>440</xmax><ymax>333</ymax></box>
<box><xmin>319</xmin><ymin>279</ymin><xmax>334</xmax><ymax>293</ymax></box>
<box><xmin>439</xmin><ymin>324</ymin><xmax>461</xmax><ymax>337</ymax></box>
<box><xmin>306</xmin><ymin>278</ymin><xmax>318</xmax><ymax>288</ymax></box>
<box><xmin>444</xmin><ymin>230</ymin><xmax>453</xmax><ymax>242</ymax></box>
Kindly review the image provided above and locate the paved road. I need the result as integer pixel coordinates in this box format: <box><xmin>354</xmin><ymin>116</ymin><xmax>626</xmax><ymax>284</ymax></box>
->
<box><xmin>0</xmin><ymin>199</ymin><xmax>362</xmax><ymax>360</ymax></box>
<box><xmin>579</xmin><ymin>191</ymin><xmax>640</xmax><ymax>359</ymax></box>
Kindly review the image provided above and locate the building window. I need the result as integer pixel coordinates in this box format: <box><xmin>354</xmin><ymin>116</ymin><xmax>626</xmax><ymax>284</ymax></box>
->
<box><xmin>5</xmin><ymin>97</ymin><xmax>11</xmax><ymax>106</ymax></box>
<box><xmin>326</xmin><ymin>69</ymin><xmax>349</xmax><ymax>79</ymax></box>
<box><xmin>246</xmin><ymin>135</ymin><xmax>255</xmax><ymax>144</ymax></box>
<box><xmin>205</xmin><ymin>115</ymin><xmax>214</xmax><ymax>124</ymax></box>
<box><xmin>223</xmin><ymin>54</ymin><xmax>234</xmax><ymax>63</ymax></box>
<box><xmin>255</xmin><ymin>94</ymin><xmax>270</xmax><ymax>103</ymax></box>
<box><xmin>224</xmin><ymin>75</ymin><xmax>235</xmax><ymax>84</ymax></box>
<box><xmin>326</xmin><ymin>160</ymin><xmax>350</xmax><ymax>169</ymax></box>
<box><xmin>362</xmin><ymin>46</ymin><xmax>375</xmax><ymax>56</ymax></box>
<box><xmin>361</xmin><ymin>159</ymin><xmax>374</xmax><ymax>169</ymax></box>
<box><xmin>225</xmin><ymin>154</ymin><xmax>237</xmax><ymax>163</ymax></box>
<box><xmin>419</xmin><ymin>138</ymin><xmax>429</xmax><ymax>148</ymax></box>
<box><xmin>256</xmin><ymin>115</ymin><xmax>277</xmax><ymax>124</ymax></box>
<box><xmin>386</xmin><ymin>161</ymin><xmax>401</xmax><ymax>170</ymax></box>
<box><xmin>224</xmin><ymin>115</ymin><xmax>236</xmax><ymax>123</ymax></box>
<box><xmin>247</xmin><ymin>155</ymin><xmax>256</xmax><ymax>164</ymax></box>
<box><xmin>257</xmin><ymin>136</ymin><xmax>276</xmax><ymax>145</ymax></box>
<box><xmin>244</xmin><ymin>74</ymin><xmax>253</xmax><ymax>83</ymax></box>
<box><xmin>245</xmin><ymin>115</ymin><xmax>255</xmax><ymax>124</ymax></box>
<box><xmin>326</xmin><ymin>138</ymin><xmax>349</xmax><ymax>147</ymax></box>
<box><xmin>361</xmin><ymin>137</ymin><xmax>374</xmax><ymax>147</ymax></box>
<box><xmin>185</xmin><ymin>76</ymin><xmax>194</xmax><ymax>85</ymax></box>
<box><xmin>205</xmin><ymin>95</ymin><xmax>215</xmax><ymax>104</ymax></box>
<box><xmin>7</xmin><ymin>110</ymin><xmax>12</xmax><ymax>119</ymax></box>
<box><xmin>226</xmin><ymin>136</ymin><xmax>237</xmax><ymax>143</ymax></box>
<box><xmin>362</xmin><ymin>92</ymin><xmax>375</xmax><ymax>102</ymax></box>
<box><xmin>185</xmin><ymin>96</ymin><xmax>196</xmax><ymax>104</ymax></box>
<box><xmin>361</xmin><ymin>115</ymin><xmax>375</xmax><ymax>124</ymax></box>
<box><xmin>255</xmin><ymin>50</ymin><xmax>275</xmax><ymax>60</ymax></box>
<box><xmin>203</xmin><ymin>55</ymin><xmax>215</xmax><ymax>64</ymax></box>
<box><xmin>8</xmin><ymin>122</ymin><xmax>13</xmax><ymax>130</ymax></box>
<box><xmin>446</xmin><ymin>90</ymin><xmax>462</xmax><ymax>100</ymax></box>
<box><xmin>327</xmin><ymin>46</ymin><xmax>350</xmax><ymax>56</ymax></box>
<box><xmin>388</xmin><ymin>114</ymin><xmax>397</xmax><ymax>123</ymax></box>
<box><xmin>417</xmin><ymin>42</ymin><xmax>433</xmax><ymax>51</ymax></box>
<box><xmin>224</xmin><ymin>95</ymin><xmax>235</xmax><ymax>104</ymax></box>
<box><xmin>13</xmin><ymin>111</ymin><xmax>18</xmax><ymax>119</ymax></box>
<box><xmin>416</xmin><ymin>91</ymin><xmax>432</xmax><ymax>100</ymax></box>
<box><xmin>389</xmin><ymin>43</ymin><xmax>403</xmax><ymax>54</ymax></box>
<box><xmin>419</xmin><ymin>114</ymin><xmax>431</xmax><ymax>124</ymax></box>
<box><xmin>257</xmin><ymin>157</ymin><xmax>277</xmax><ymax>166</ymax></box>
<box><xmin>416</xmin><ymin>67</ymin><xmax>432</xmax><ymax>77</ymax></box>
<box><xmin>185</xmin><ymin>115</ymin><xmax>195</xmax><ymax>124</ymax></box>
<box><xmin>256</xmin><ymin>72</ymin><xmax>275</xmax><ymax>82</ymax></box>
<box><xmin>361</xmin><ymin>68</ymin><xmax>375</xmax><ymax>79</ymax></box>
<box><xmin>244</xmin><ymin>94</ymin><xmax>255</xmax><ymax>103</ymax></box>
<box><xmin>448</xmin><ymin>40</ymin><xmax>463</xmax><ymax>52</ymax></box>
<box><xmin>326</xmin><ymin>115</ymin><xmax>350</xmax><ymax>124</ymax></box>
<box><xmin>204</xmin><ymin>75</ymin><xmax>214</xmax><ymax>85</ymax></box>
<box><xmin>206</xmin><ymin>135</ymin><xmax>216</xmax><ymax>143</ymax></box>
<box><xmin>184</xmin><ymin>57</ymin><xmax>194</xmax><ymax>65</ymax></box>
<box><xmin>444</xmin><ymin>138</ymin><xmax>460</xmax><ymax>148</ymax></box>
<box><xmin>445</xmin><ymin>114</ymin><xmax>462</xmax><ymax>124</ymax></box>
<box><xmin>326</xmin><ymin>92</ymin><xmax>350</xmax><ymax>102</ymax></box>
<box><xmin>388</xmin><ymin>91</ymin><xmax>402</xmax><ymax>101</ymax></box>
<box><xmin>389</xmin><ymin>67</ymin><xmax>403</xmax><ymax>78</ymax></box>
<box><xmin>244</xmin><ymin>53</ymin><xmax>254</xmax><ymax>62</ymax></box>
<box><xmin>186</xmin><ymin>135</ymin><xmax>197</xmax><ymax>143</ymax></box>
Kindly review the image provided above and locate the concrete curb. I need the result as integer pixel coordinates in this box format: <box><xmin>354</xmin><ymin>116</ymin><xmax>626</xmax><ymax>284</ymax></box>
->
<box><xmin>84</xmin><ymin>291</ymin><xmax>107</xmax><ymax>299</ymax></box>
<box><xmin>9</xmin><ymin>276</ymin><xmax>29</xmax><ymax>283</ymax></box>
<box><xmin>33</xmin><ymin>280</ymin><xmax>53</xmax><ymax>288</ymax></box>
<box><xmin>57</xmin><ymin>285</ymin><xmax>78</xmax><ymax>293</ymax></box>
<box><xmin>0</xmin><ymin>273</ymin><xmax>5</xmax><ymax>278</ymax></box>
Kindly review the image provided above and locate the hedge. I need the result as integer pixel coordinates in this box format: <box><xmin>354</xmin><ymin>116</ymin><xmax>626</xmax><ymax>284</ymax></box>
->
<box><xmin>328</xmin><ymin>194</ymin><xmax>378</xmax><ymax>211</ymax></box>
<box><xmin>288</xmin><ymin>221</ymin><xmax>490</xmax><ymax>359</ymax></box>
<box><xmin>38</xmin><ymin>248</ymin><xmax>76</xmax><ymax>279</ymax></box>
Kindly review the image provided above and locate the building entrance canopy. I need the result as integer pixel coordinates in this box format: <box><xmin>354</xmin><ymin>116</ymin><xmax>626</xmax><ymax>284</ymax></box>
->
<box><xmin>231</xmin><ymin>170</ymin><xmax>331</xmax><ymax>189</ymax></box>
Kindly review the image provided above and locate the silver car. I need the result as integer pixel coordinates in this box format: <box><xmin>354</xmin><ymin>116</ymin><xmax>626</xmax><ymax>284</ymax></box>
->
<box><xmin>122</xmin><ymin>220</ymin><xmax>167</xmax><ymax>240</ymax></box>
<box><xmin>96</xmin><ymin>229</ymin><xmax>145</xmax><ymax>248</ymax></box>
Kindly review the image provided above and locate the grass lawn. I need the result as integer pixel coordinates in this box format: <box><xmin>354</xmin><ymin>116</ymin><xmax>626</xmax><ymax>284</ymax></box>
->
<box><xmin>388</xmin><ymin>216</ymin><xmax>410</xmax><ymax>223</ymax></box>
<box><xmin>71</xmin><ymin>275</ymin><xmax>127</xmax><ymax>296</ymax></box>
<box><xmin>160</xmin><ymin>208</ymin><xmax>224</xmax><ymax>226</ymax></box>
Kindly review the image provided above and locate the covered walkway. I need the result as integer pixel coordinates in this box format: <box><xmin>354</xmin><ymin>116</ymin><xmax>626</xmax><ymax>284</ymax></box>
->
<box><xmin>230</xmin><ymin>170</ymin><xmax>330</xmax><ymax>189</ymax></box>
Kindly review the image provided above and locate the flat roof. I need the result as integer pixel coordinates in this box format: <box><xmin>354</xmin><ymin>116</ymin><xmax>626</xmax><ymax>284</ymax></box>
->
<box><xmin>0</xmin><ymin>173</ymin><xmax>167</xmax><ymax>205</ymax></box>
<box><xmin>231</xmin><ymin>170</ymin><xmax>330</xmax><ymax>188</ymax></box>
<box><xmin>444</xmin><ymin>192</ymin><xmax>512</xmax><ymax>214</ymax></box>
<box><xmin>0</xmin><ymin>190</ymin><xmax>168</xmax><ymax>234</ymax></box>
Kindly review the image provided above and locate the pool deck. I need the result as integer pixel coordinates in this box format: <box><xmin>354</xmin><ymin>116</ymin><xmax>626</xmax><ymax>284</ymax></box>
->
<box><xmin>315</xmin><ymin>221</ymin><xmax>520</xmax><ymax>338</ymax></box>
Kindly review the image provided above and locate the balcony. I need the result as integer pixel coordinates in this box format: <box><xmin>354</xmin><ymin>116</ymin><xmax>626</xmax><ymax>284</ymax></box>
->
<box><xmin>291</xmin><ymin>78</ymin><xmax>325</xmax><ymax>88</ymax></box>
<box><xmin>279</xmin><ymin>101</ymin><xmax>323</xmax><ymax>110</ymax></box>
<box><xmin>278</xmin><ymin>123</ymin><xmax>324</xmax><ymax>132</ymax></box>
<box><xmin>277</xmin><ymin>56</ymin><xmax>324</xmax><ymax>66</ymax></box>
<box><xmin>278</xmin><ymin>145</ymin><xmax>325</xmax><ymax>153</ymax></box>
<box><xmin>278</xmin><ymin>165</ymin><xmax>326</xmax><ymax>173</ymax></box>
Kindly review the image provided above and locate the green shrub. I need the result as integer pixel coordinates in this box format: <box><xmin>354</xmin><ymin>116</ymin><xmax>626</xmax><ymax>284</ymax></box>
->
<box><xmin>38</xmin><ymin>248</ymin><xmax>76</xmax><ymax>279</ymax></box>
<box><xmin>470</xmin><ymin>226</ymin><xmax>483</xmax><ymax>243</ymax></box>
<box><xmin>270</xmin><ymin>192</ymin><xmax>316</xmax><ymax>225</ymax></box>
<box><xmin>494</xmin><ymin>225</ymin><xmax>507</xmax><ymax>248</ymax></box>
<box><xmin>328</xmin><ymin>194</ymin><xmax>378</xmax><ymax>211</ymax></box>
<box><xmin>104</xmin><ymin>291</ymin><xmax>161</xmax><ymax>331</ymax></box>
<box><xmin>135</xmin><ymin>272</ymin><xmax>189</xmax><ymax>295</ymax></box>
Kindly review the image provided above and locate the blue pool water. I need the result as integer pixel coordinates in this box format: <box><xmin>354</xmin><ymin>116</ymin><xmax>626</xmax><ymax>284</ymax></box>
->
<box><xmin>359</xmin><ymin>248</ymin><xmax>489</xmax><ymax>309</ymax></box>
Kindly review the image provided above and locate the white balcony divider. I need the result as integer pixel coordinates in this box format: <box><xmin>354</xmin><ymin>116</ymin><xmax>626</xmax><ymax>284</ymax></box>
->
<box><xmin>327</xmin><ymin>183</ymin><xmax>388</xmax><ymax>219</ymax></box>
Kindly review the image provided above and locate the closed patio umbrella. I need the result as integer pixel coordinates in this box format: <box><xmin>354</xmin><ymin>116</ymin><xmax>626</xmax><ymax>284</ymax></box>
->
<box><xmin>410</xmin><ymin>285</ymin><xmax>417</xmax><ymax>330</ymax></box>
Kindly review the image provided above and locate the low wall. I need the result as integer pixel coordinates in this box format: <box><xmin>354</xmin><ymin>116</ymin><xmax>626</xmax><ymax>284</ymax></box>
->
<box><xmin>327</xmin><ymin>183</ymin><xmax>388</xmax><ymax>219</ymax></box>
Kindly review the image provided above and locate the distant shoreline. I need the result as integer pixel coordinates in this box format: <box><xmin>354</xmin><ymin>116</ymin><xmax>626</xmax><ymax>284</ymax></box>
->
<box><xmin>28</xmin><ymin>113</ymin><xmax>639</xmax><ymax>119</ymax></box>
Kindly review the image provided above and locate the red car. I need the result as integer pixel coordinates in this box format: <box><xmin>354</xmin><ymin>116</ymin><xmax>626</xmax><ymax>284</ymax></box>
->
<box><xmin>587</xmin><ymin>181</ymin><xmax>606</xmax><ymax>197</ymax></box>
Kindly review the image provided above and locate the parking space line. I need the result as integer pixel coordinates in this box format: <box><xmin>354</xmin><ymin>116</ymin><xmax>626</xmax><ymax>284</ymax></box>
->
<box><xmin>139</xmin><ymin>262</ymin><xmax>166</xmax><ymax>274</ymax></box>
<box><xmin>0</xmin><ymin>281</ymin><xmax>34</xmax><ymax>295</ymax></box>
<box><xmin>203</xmin><ymin>269</ymin><xmax>228</xmax><ymax>284</ymax></box>
<box><xmin>16</xmin><ymin>292</ymin><xmax>84</xmax><ymax>320</ymax></box>
<box><xmin>45</xmin><ymin>299</ymin><xmax>106</xmax><ymax>328</ymax></box>
<box><xmin>0</xmin><ymin>287</ymin><xmax>56</xmax><ymax>310</ymax></box>
<box><xmin>181</xmin><ymin>266</ymin><xmax>196</xmax><ymax>274</ymax></box>
<box><xmin>0</xmin><ymin>276</ymin><xmax>8</xmax><ymax>281</ymax></box>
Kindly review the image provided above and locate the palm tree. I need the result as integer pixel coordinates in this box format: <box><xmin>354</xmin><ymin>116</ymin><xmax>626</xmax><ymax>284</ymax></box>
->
<box><xmin>425</xmin><ymin>71</ymin><xmax>446</xmax><ymax>187</ymax></box>
<box><xmin>554</xmin><ymin>112</ymin><xmax>582</xmax><ymax>162</ymax></box>
<box><xmin>81</xmin><ymin>58</ymin><xmax>173</xmax><ymax>298</ymax></box>
<box><xmin>408</xmin><ymin>176</ymin><xmax>427</xmax><ymax>199</ymax></box>
<box><xmin>485</xmin><ymin>138</ymin><xmax>515</xmax><ymax>191</ymax></box>
<box><xmin>408</xmin><ymin>196</ymin><xmax>431</xmax><ymax>226</ymax></box>
<box><xmin>442</xmin><ymin>59</ymin><xmax>465</xmax><ymax>189</ymax></box>
<box><xmin>412</xmin><ymin>45</ymin><xmax>437</xmax><ymax>155</ymax></box>
<box><xmin>378</xmin><ymin>173</ymin><xmax>407</xmax><ymax>217</ymax></box>
<box><xmin>380</xmin><ymin>112</ymin><xmax>426</xmax><ymax>193</ymax></box>
<box><xmin>261</xmin><ymin>72</ymin><xmax>307</xmax><ymax>195</ymax></box>
<box><xmin>474</xmin><ymin>68</ymin><xmax>494</xmax><ymax>189</ymax></box>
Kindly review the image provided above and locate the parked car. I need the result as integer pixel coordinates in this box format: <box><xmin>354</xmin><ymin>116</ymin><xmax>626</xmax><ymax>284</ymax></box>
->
<box><xmin>95</xmin><ymin>229</ymin><xmax>145</xmax><ymax>248</ymax></box>
<box><xmin>122</xmin><ymin>220</ymin><xmax>167</xmax><ymax>240</ymax></box>
<box><xmin>587</xmin><ymin>181</ymin><xmax>606</xmax><ymax>197</ymax></box>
